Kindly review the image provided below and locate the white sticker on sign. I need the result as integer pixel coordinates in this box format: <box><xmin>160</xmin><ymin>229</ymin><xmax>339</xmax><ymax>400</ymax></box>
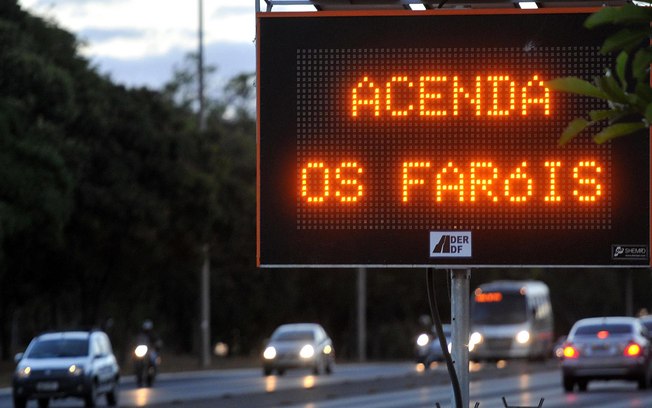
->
<box><xmin>430</xmin><ymin>232</ymin><xmax>472</xmax><ymax>258</ymax></box>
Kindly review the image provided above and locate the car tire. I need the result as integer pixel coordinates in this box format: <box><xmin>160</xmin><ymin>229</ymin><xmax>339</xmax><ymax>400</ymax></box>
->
<box><xmin>562</xmin><ymin>375</ymin><xmax>574</xmax><ymax>392</ymax></box>
<box><xmin>84</xmin><ymin>381</ymin><xmax>97</xmax><ymax>407</ymax></box>
<box><xmin>277</xmin><ymin>369</ymin><xmax>286</xmax><ymax>376</ymax></box>
<box><xmin>263</xmin><ymin>367</ymin><xmax>273</xmax><ymax>376</ymax></box>
<box><xmin>106</xmin><ymin>385</ymin><xmax>119</xmax><ymax>406</ymax></box>
<box><xmin>578</xmin><ymin>380</ymin><xmax>588</xmax><ymax>392</ymax></box>
<box><xmin>638</xmin><ymin>367</ymin><xmax>651</xmax><ymax>390</ymax></box>
<box><xmin>13</xmin><ymin>395</ymin><xmax>27</xmax><ymax>408</ymax></box>
<box><xmin>37</xmin><ymin>398</ymin><xmax>49</xmax><ymax>408</ymax></box>
<box><xmin>325</xmin><ymin>361</ymin><xmax>333</xmax><ymax>375</ymax></box>
<box><xmin>312</xmin><ymin>360</ymin><xmax>322</xmax><ymax>376</ymax></box>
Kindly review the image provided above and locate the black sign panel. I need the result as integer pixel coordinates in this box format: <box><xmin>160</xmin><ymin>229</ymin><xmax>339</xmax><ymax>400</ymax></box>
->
<box><xmin>257</xmin><ymin>9</ymin><xmax>650</xmax><ymax>268</ymax></box>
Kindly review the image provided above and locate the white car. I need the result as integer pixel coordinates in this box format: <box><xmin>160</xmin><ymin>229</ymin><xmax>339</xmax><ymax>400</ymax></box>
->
<box><xmin>262</xmin><ymin>323</ymin><xmax>335</xmax><ymax>376</ymax></box>
<box><xmin>12</xmin><ymin>331</ymin><xmax>120</xmax><ymax>408</ymax></box>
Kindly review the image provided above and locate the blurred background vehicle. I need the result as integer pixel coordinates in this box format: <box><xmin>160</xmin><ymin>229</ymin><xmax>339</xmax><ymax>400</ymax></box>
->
<box><xmin>553</xmin><ymin>335</ymin><xmax>568</xmax><ymax>360</ymax></box>
<box><xmin>415</xmin><ymin>324</ymin><xmax>451</xmax><ymax>368</ymax></box>
<box><xmin>262</xmin><ymin>323</ymin><xmax>335</xmax><ymax>376</ymax></box>
<box><xmin>469</xmin><ymin>280</ymin><xmax>554</xmax><ymax>361</ymax></box>
<box><xmin>561</xmin><ymin>316</ymin><xmax>652</xmax><ymax>392</ymax></box>
<box><xmin>639</xmin><ymin>314</ymin><xmax>652</xmax><ymax>333</ymax></box>
<box><xmin>12</xmin><ymin>330</ymin><xmax>120</xmax><ymax>408</ymax></box>
<box><xmin>132</xmin><ymin>320</ymin><xmax>162</xmax><ymax>388</ymax></box>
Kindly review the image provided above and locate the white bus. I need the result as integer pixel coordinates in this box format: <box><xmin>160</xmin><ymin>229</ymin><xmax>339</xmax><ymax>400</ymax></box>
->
<box><xmin>470</xmin><ymin>280</ymin><xmax>554</xmax><ymax>361</ymax></box>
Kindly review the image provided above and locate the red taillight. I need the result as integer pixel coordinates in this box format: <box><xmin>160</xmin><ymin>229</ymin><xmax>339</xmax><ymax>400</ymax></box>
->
<box><xmin>625</xmin><ymin>343</ymin><xmax>642</xmax><ymax>357</ymax></box>
<box><xmin>597</xmin><ymin>330</ymin><xmax>609</xmax><ymax>339</ymax></box>
<box><xmin>563</xmin><ymin>345</ymin><xmax>579</xmax><ymax>359</ymax></box>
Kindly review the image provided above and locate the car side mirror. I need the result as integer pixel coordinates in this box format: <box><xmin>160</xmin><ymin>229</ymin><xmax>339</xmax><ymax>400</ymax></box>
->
<box><xmin>14</xmin><ymin>352</ymin><xmax>24</xmax><ymax>363</ymax></box>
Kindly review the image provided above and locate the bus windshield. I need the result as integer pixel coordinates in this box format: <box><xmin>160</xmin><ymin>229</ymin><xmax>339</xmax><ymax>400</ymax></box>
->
<box><xmin>472</xmin><ymin>292</ymin><xmax>527</xmax><ymax>325</ymax></box>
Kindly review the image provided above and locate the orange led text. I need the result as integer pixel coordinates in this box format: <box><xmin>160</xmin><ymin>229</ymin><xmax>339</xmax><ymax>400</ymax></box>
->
<box><xmin>301</xmin><ymin>161</ymin><xmax>363</xmax><ymax>203</ymax></box>
<box><xmin>402</xmin><ymin>160</ymin><xmax>602</xmax><ymax>203</ymax></box>
<box><xmin>352</xmin><ymin>74</ymin><xmax>550</xmax><ymax>118</ymax></box>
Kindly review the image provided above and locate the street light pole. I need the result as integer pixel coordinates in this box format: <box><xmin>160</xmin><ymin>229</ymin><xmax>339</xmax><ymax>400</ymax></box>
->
<box><xmin>198</xmin><ymin>0</ymin><xmax>210</xmax><ymax>368</ymax></box>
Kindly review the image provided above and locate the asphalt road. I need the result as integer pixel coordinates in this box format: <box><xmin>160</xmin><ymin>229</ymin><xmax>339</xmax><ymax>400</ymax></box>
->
<box><xmin>2</xmin><ymin>360</ymin><xmax>652</xmax><ymax>407</ymax></box>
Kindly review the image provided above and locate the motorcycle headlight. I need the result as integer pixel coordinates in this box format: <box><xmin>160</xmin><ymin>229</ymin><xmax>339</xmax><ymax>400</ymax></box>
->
<box><xmin>299</xmin><ymin>344</ymin><xmax>315</xmax><ymax>359</ymax></box>
<box><xmin>135</xmin><ymin>345</ymin><xmax>149</xmax><ymax>358</ymax></box>
<box><xmin>68</xmin><ymin>364</ymin><xmax>84</xmax><ymax>376</ymax></box>
<box><xmin>263</xmin><ymin>346</ymin><xmax>277</xmax><ymax>360</ymax></box>
<box><xmin>16</xmin><ymin>366</ymin><xmax>31</xmax><ymax>379</ymax></box>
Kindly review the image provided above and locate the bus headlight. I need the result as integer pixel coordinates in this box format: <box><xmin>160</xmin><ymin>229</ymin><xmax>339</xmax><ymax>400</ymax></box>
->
<box><xmin>470</xmin><ymin>332</ymin><xmax>483</xmax><ymax>347</ymax></box>
<box><xmin>515</xmin><ymin>330</ymin><xmax>530</xmax><ymax>344</ymax></box>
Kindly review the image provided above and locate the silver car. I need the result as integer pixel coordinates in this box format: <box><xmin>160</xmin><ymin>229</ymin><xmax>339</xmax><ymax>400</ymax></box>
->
<box><xmin>262</xmin><ymin>323</ymin><xmax>335</xmax><ymax>376</ymax></box>
<box><xmin>12</xmin><ymin>331</ymin><xmax>120</xmax><ymax>408</ymax></box>
<box><xmin>561</xmin><ymin>317</ymin><xmax>652</xmax><ymax>392</ymax></box>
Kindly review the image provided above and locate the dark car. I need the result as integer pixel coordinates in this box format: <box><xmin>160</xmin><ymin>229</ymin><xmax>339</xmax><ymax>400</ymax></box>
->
<box><xmin>415</xmin><ymin>324</ymin><xmax>452</xmax><ymax>367</ymax></box>
<box><xmin>561</xmin><ymin>317</ymin><xmax>652</xmax><ymax>392</ymax></box>
<box><xmin>262</xmin><ymin>323</ymin><xmax>335</xmax><ymax>376</ymax></box>
<box><xmin>12</xmin><ymin>330</ymin><xmax>120</xmax><ymax>408</ymax></box>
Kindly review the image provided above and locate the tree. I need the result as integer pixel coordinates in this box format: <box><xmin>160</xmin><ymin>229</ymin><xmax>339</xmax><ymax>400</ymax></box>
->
<box><xmin>547</xmin><ymin>4</ymin><xmax>652</xmax><ymax>144</ymax></box>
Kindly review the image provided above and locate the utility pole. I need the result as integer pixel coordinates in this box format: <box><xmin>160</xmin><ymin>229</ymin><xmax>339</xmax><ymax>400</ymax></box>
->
<box><xmin>357</xmin><ymin>268</ymin><xmax>367</xmax><ymax>362</ymax></box>
<box><xmin>198</xmin><ymin>0</ymin><xmax>210</xmax><ymax>368</ymax></box>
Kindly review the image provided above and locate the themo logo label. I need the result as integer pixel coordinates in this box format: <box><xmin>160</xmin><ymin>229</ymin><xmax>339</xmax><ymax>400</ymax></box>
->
<box><xmin>430</xmin><ymin>232</ymin><xmax>472</xmax><ymax>258</ymax></box>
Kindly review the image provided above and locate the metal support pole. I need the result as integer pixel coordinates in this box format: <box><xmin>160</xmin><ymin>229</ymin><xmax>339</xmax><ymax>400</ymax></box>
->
<box><xmin>198</xmin><ymin>0</ymin><xmax>211</xmax><ymax>369</ymax></box>
<box><xmin>357</xmin><ymin>267</ymin><xmax>367</xmax><ymax>362</ymax></box>
<box><xmin>626</xmin><ymin>269</ymin><xmax>633</xmax><ymax>316</ymax></box>
<box><xmin>451</xmin><ymin>269</ymin><xmax>470</xmax><ymax>408</ymax></box>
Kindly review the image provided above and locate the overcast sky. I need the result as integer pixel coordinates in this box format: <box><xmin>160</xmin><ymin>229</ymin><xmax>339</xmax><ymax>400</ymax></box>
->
<box><xmin>18</xmin><ymin>0</ymin><xmax>262</xmax><ymax>90</ymax></box>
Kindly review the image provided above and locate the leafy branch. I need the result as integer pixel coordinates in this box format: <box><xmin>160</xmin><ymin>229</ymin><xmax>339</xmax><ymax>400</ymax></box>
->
<box><xmin>545</xmin><ymin>4</ymin><xmax>652</xmax><ymax>144</ymax></box>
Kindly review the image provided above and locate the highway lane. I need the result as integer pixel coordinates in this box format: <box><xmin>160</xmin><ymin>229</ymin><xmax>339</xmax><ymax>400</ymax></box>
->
<box><xmin>282</xmin><ymin>368</ymin><xmax>652</xmax><ymax>408</ymax></box>
<box><xmin>0</xmin><ymin>362</ymin><xmax>421</xmax><ymax>407</ymax></box>
<box><xmin>2</xmin><ymin>361</ymin><xmax>652</xmax><ymax>407</ymax></box>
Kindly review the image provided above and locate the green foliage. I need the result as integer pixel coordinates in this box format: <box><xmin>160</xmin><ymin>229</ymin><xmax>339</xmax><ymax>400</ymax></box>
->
<box><xmin>8</xmin><ymin>1</ymin><xmax>651</xmax><ymax>365</ymax></box>
<box><xmin>546</xmin><ymin>4</ymin><xmax>652</xmax><ymax>144</ymax></box>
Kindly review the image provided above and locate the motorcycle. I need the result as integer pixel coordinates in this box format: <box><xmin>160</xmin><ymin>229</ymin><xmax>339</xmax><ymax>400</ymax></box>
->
<box><xmin>133</xmin><ymin>339</ymin><xmax>160</xmax><ymax>387</ymax></box>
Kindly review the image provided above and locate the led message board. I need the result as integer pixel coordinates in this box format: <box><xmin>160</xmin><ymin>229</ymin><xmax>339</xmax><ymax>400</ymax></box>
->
<box><xmin>257</xmin><ymin>8</ymin><xmax>650</xmax><ymax>268</ymax></box>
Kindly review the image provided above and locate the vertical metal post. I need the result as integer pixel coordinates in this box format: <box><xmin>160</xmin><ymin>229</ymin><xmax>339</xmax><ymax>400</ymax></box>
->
<box><xmin>198</xmin><ymin>0</ymin><xmax>210</xmax><ymax>368</ymax></box>
<box><xmin>451</xmin><ymin>269</ymin><xmax>470</xmax><ymax>408</ymax></box>
<box><xmin>626</xmin><ymin>269</ymin><xmax>633</xmax><ymax>316</ymax></box>
<box><xmin>357</xmin><ymin>267</ymin><xmax>367</xmax><ymax>362</ymax></box>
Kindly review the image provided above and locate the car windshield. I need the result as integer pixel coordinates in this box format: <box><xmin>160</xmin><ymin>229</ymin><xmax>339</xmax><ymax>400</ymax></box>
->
<box><xmin>472</xmin><ymin>292</ymin><xmax>526</xmax><ymax>325</ymax></box>
<box><xmin>273</xmin><ymin>330</ymin><xmax>315</xmax><ymax>342</ymax></box>
<box><xmin>575</xmin><ymin>323</ymin><xmax>632</xmax><ymax>336</ymax></box>
<box><xmin>27</xmin><ymin>338</ymin><xmax>89</xmax><ymax>358</ymax></box>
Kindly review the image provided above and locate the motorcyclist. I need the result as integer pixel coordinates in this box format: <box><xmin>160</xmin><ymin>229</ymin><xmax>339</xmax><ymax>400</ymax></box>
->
<box><xmin>136</xmin><ymin>319</ymin><xmax>162</xmax><ymax>368</ymax></box>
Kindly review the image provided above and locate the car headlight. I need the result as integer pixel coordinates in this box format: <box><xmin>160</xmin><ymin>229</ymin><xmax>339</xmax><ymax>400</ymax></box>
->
<box><xmin>16</xmin><ymin>366</ymin><xmax>31</xmax><ymax>379</ymax></box>
<box><xmin>416</xmin><ymin>333</ymin><xmax>430</xmax><ymax>347</ymax></box>
<box><xmin>299</xmin><ymin>344</ymin><xmax>315</xmax><ymax>359</ymax></box>
<box><xmin>470</xmin><ymin>332</ymin><xmax>483</xmax><ymax>346</ymax></box>
<box><xmin>323</xmin><ymin>344</ymin><xmax>333</xmax><ymax>355</ymax></box>
<box><xmin>515</xmin><ymin>330</ymin><xmax>531</xmax><ymax>344</ymax></box>
<box><xmin>263</xmin><ymin>346</ymin><xmax>277</xmax><ymax>360</ymax></box>
<box><xmin>134</xmin><ymin>345</ymin><xmax>148</xmax><ymax>358</ymax></box>
<box><xmin>68</xmin><ymin>364</ymin><xmax>84</xmax><ymax>376</ymax></box>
